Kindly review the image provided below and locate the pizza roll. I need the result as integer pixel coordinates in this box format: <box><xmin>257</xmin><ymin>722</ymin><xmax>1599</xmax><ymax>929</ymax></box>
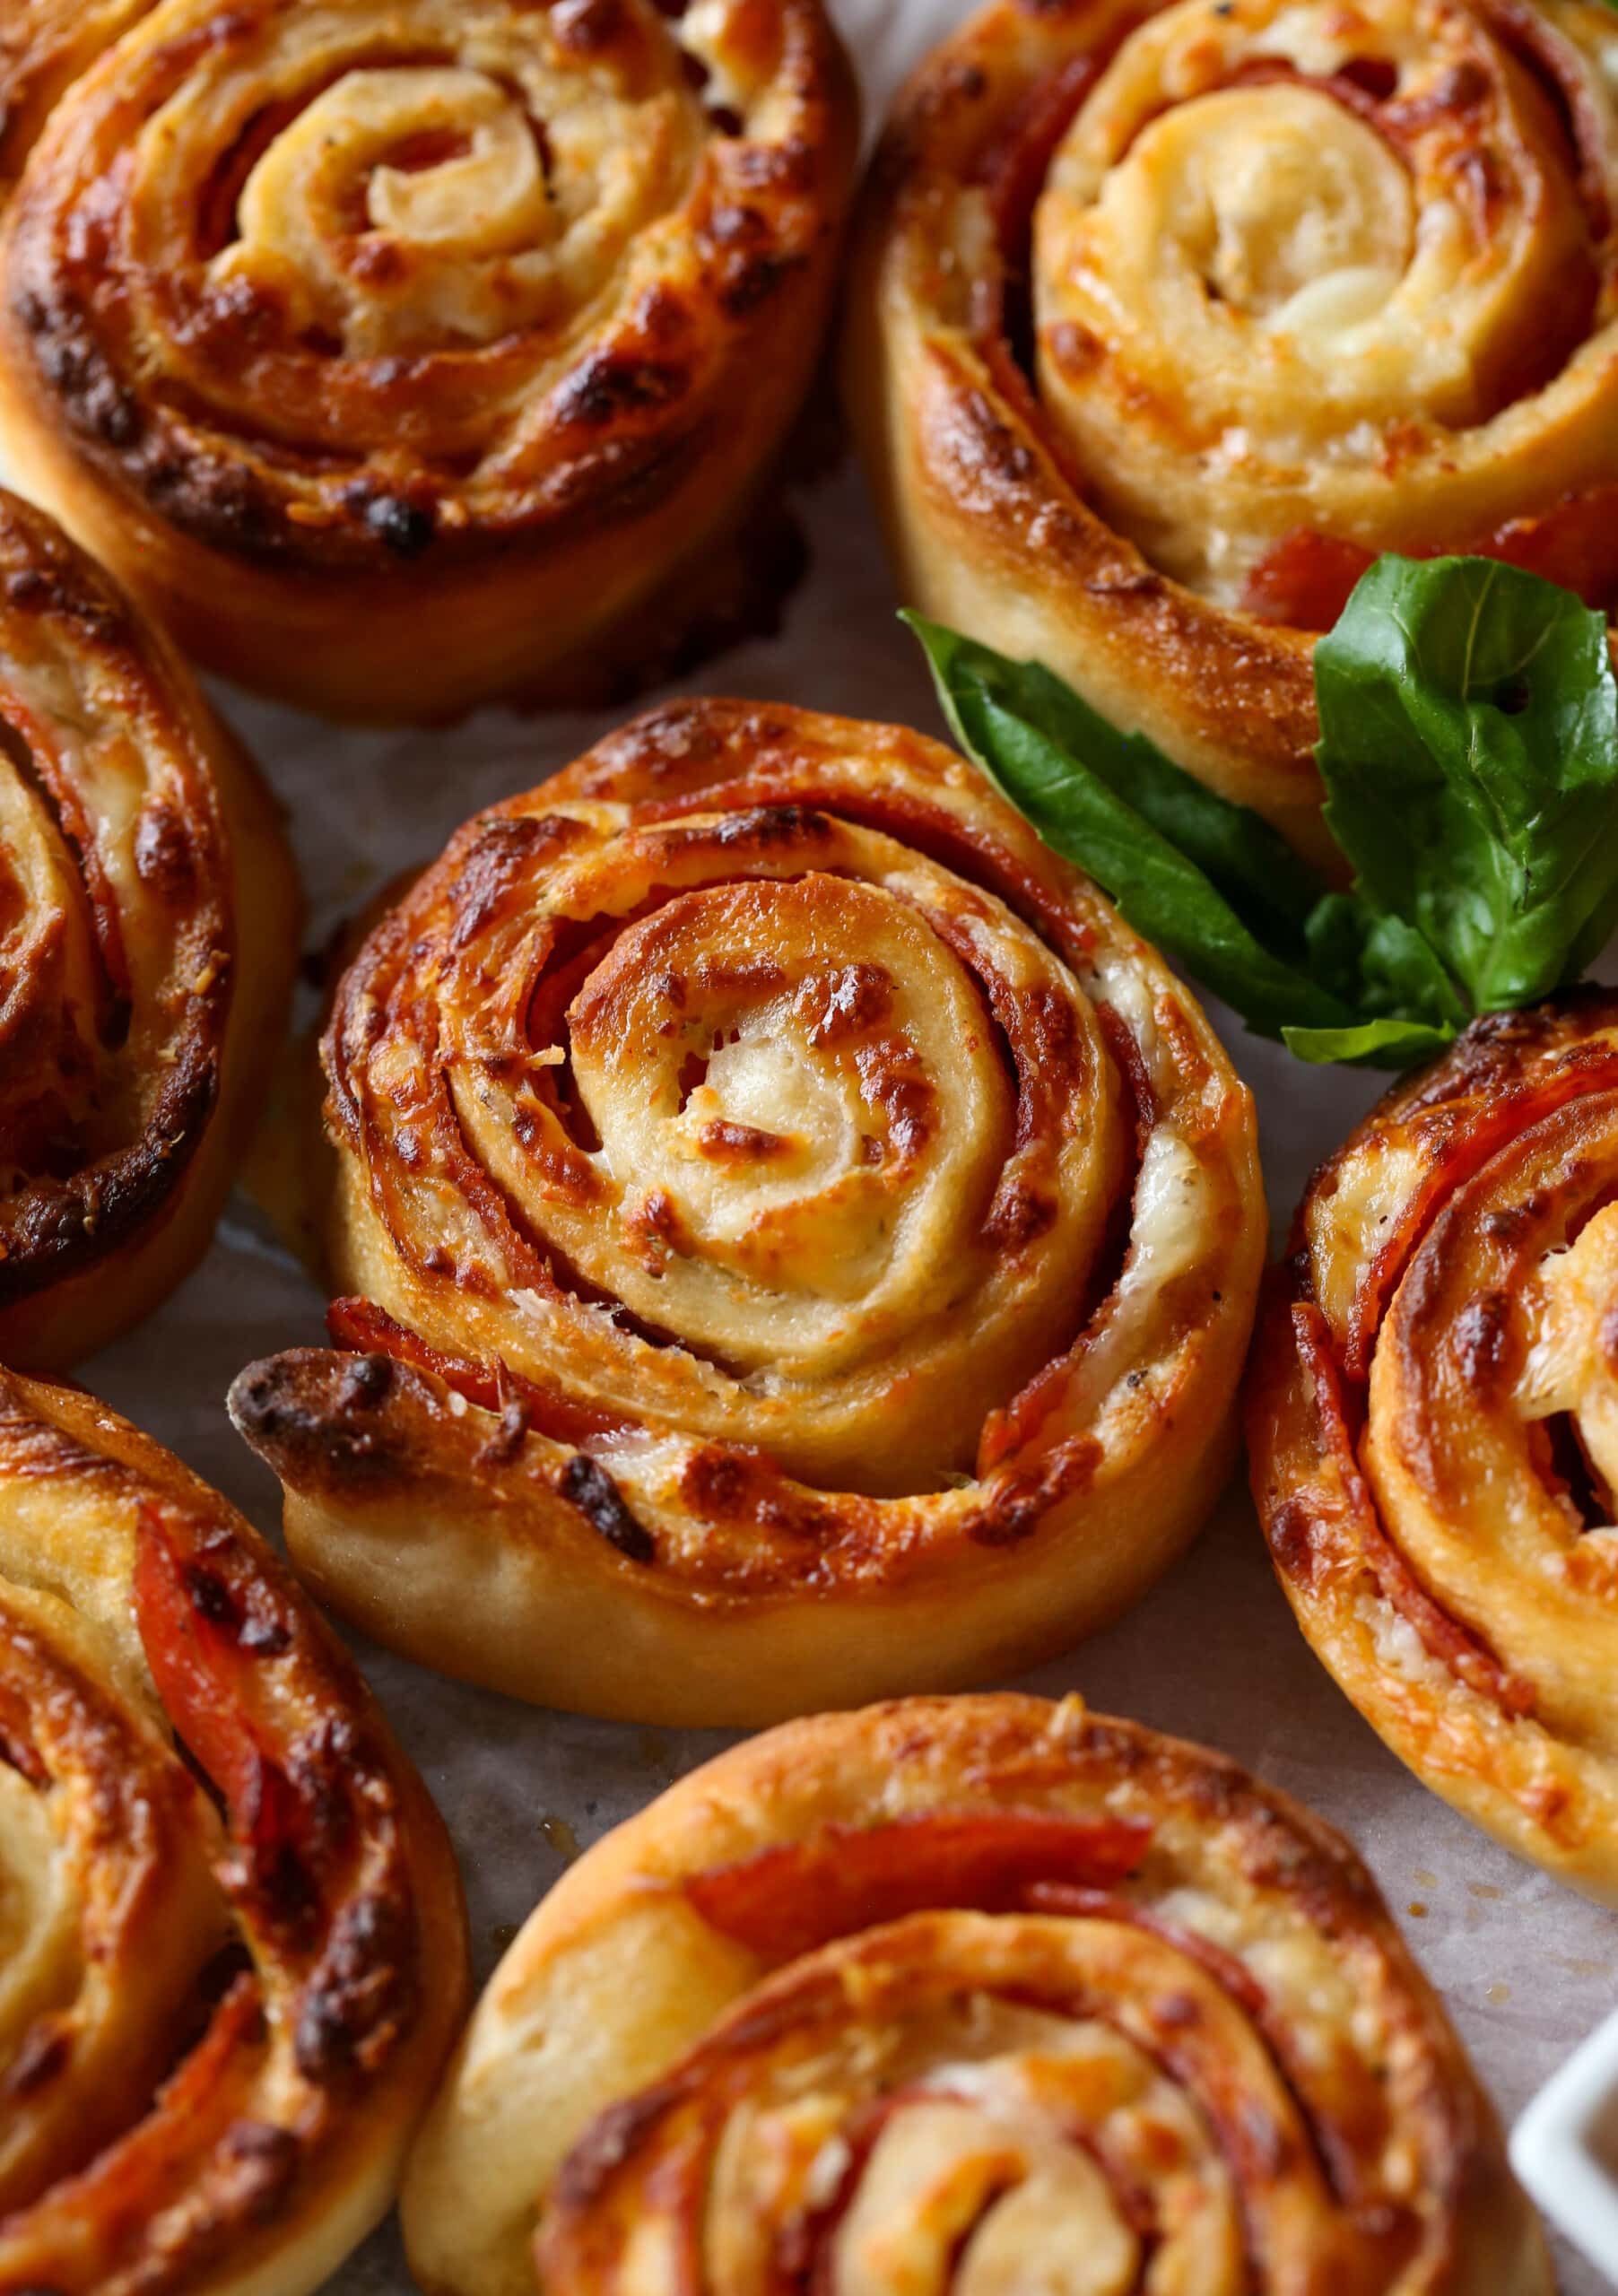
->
<box><xmin>1250</xmin><ymin>991</ymin><xmax>1618</xmax><ymax>1901</ymax></box>
<box><xmin>0</xmin><ymin>483</ymin><xmax>299</xmax><ymax>1370</ymax></box>
<box><xmin>0</xmin><ymin>1364</ymin><xmax>468</xmax><ymax>2294</ymax></box>
<box><xmin>230</xmin><ymin>699</ymin><xmax>1264</xmax><ymax>1725</ymax></box>
<box><xmin>0</xmin><ymin>0</ymin><xmax>857</xmax><ymax>719</ymax></box>
<box><xmin>403</xmin><ymin>1692</ymin><xmax>1550</xmax><ymax>2296</ymax></box>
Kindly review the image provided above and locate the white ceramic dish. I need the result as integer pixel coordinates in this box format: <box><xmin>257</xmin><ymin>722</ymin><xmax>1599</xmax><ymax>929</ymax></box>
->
<box><xmin>1513</xmin><ymin>2011</ymin><xmax>1618</xmax><ymax>2287</ymax></box>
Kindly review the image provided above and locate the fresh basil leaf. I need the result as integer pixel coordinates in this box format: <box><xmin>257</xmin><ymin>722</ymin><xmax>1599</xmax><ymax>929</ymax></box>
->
<box><xmin>1303</xmin><ymin>897</ymin><xmax>1469</xmax><ymax>1028</ymax></box>
<box><xmin>1283</xmin><ymin>1017</ymin><xmax>1458</xmax><ymax>1067</ymax></box>
<box><xmin>909</xmin><ymin>562</ymin><xmax>1618</xmax><ymax>1075</ymax></box>
<box><xmin>905</xmin><ymin>614</ymin><xmax>1320</xmax><ymax>952</ymax></box>
<box><xmin>1316</xmin><ymin>555</ymin><xmax>1618</xmax><ymax>1012</ymax></box>
<box><xmin>909</xmin><ymin>617</ymin><xmax>1350</xmax><ymax>1038</ymax></box>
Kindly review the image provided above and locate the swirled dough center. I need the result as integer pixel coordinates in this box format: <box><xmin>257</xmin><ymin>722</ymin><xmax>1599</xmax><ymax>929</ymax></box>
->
<box><xmin>201</xmin><ymin>17</ymin><xmax>702</xmax><ymax>354</ymax></box>
<box><xmin>562</xmin><ymin>878</ymin><xmax>1015</xmax><ymax>1364</ymax></box>
<box><xmin>539</xmin><ymin>1915</ymin><xmax>1344</xmax><ymax>2295</ymax></box>
<box><xmin>1031</xmin><ymin>0</ymin><xmax>1615</xmax><ymax>601</ymax></box>
<box><xmin>1142</xmin><ymin>87</ymin><xmax>1413</xmax><ymax>326</ymax></box>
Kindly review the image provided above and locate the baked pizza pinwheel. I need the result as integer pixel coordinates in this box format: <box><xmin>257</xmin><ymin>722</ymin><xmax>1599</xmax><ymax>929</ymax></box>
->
<box><xmin>0</xmin><ymin>1364</ymin><xmax>469</xmax><ymax>2295</ymax></box>
<box><xmin>0</xmin><ymin>484</ymin><xmax>299</xmax><ymax>1372</ymax></box>
<box><xmin>229</xmin><ymin>699</ymin><xmax>1265</xmax><ymax>1726</ymax></box>
<box><xmin>0</xmin><ymin>0</ymin><xmax>857</xmax><ymax>721</ymax></box>
<box><xmin>847</xmin><ymin>0</ymin><xmax>1618</xmax><ymax>860</ymax></box>
<box><xmin>1249</xmin><ymin>990</ymin><xmax>1618</xmax><ymax>1902</ymax></box>
<box><xmin>402</xmin><ymin>1692</ymin><xmax>1551</xmax><ymax>2296</ymax></box>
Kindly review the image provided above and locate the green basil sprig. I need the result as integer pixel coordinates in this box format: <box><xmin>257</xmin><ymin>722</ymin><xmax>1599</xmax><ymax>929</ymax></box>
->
<box><xmin>909</xmin><ymin>554</ymin><xmax>1618</xmax><ymax>1067</ymax></box>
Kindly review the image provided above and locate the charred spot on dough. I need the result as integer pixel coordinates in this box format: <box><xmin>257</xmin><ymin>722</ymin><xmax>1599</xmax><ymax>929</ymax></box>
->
<box><xmin>475</xmin><ymin>1397</ymin><xmax>530</xmax><ymax>1469</ymax></box>
<box><xmin>698</xmin><ymin>205</ymin><xmax>803</xmax><ymax>317</ymax></box>
<box><xmin>0</xmin><ymin>1039</ymin><xmax>220</xmax><ymax>1302</ymax></box>
<box><xmin>944</xmin><ymin>59</ymin><xmax>990</xmax><ymax>100</ymax></box>
<box><xmin>560</xmin><ymin>1455</ymin><xmax>656</xmax><ymax>1563</ymax></box>
<box><xmin>443</xmin><ymin>813</ymin><xmax>570</xmax><ymax>951</ymax></box>
<box><xmin>513</xmin><ymin>1108</ymin><xmax>608</xmax><ymax>1208</ymax></box>
<box><xmin>556</xmin><ymin>350</ymin><xmax>689</xmax><ymax>426</ymax></box>
<box><xmin>1264</xmin><ymin>1493</ymin><xmax>1331</xmax><ymax>1589</ymax></box>
<box><xmin>1046</xmin><ymin>319</ymin><xmax>1106</xmax><ymax>380</ymax></box>
<box><xmin>133</xmin><ymin>801</ymin><xmax>196</xmax><ymax>900</ymax></box>
<box><xmin>229</xmin><ymin>1356</ymin><xmax>402</xmax><ymax>1482</ymax></box>
<box><xmin>681</xmin><ymin>1445</ymin><xmax>828</xmax><ymax>1538</ymax></box>
<box><xmin>1482</xmin><ymin>1200</ymin><xmax>1540</xmax><ymax>1243</ymax></box>
<box><xmin>693</xmin><ymin>953</ymin><xmax>788</xmax><ymax>997</ymax></box>
<box><xmin>1022</xmin><ymin>980</ymin><xmax>1086</xmax><ymax>1085</ymax></box>
<box><xmin>964</xmin><ymin>1475</ymin><xmax>1046</xmax><ymax>1547</ymax></box>
<box><xmin>587</xmin><ymin>700</ymin><xmax>780</xmax><ymax>790</ymax></box>
<box><xmin>337</xmin><ymin>1352</ymin><xmax>394</xmax><ymax>1410</ymax></box>
<box><xmin>967</xmin><ymin>1445</ymin><xmax>1101</xmax><ymax>1545</ymax></box>
<box><xmin>184</xmin><ymin>1561</ymin><xmax>239</xmax><ymax>1629</ymax></box>
<box><xmin>696</xmin><ymin>1118</ymin><xmax>790</xmax><ymax>1164</ymax></box>
<box><xmin>347</xmin><ymin>239</ymin><xmax>412</xmax><ymax>293</ymax></box>
<box><xmin>218</xmin><ymin>2119</ymin><xmax>302</xmax><ymax>2226</ymax></box>
<box><xmin>942</xmin><ymin>386</ymin><xmax>1040</xmax><ymax>498</ymax></box>
<box><xmin>144</xmin><ymin>443</ymin><xmax>283</xmax><ymax>554</ymax></box>
<box><xmin>1452</xmin><ymin>1288</ymin><xmax>1512</xmax><ymax>1387</ymax></box>
<box><xmin>726</xmin><ymin>136</ymin><xmax>819</xmax><ymax>193</ymax></box>
<box><xmin>794</xmin><ymin>963</ymin><xmax>892</xmax><ymax>1048</ymax></box>
<box><xmin>238</xmin><ymin>1605</ymin><xmax>293</xmax><ymax>1658</ymax></box>
<box><xmin>853</xmin><ymin>1036</ymin><xmax>935</xmax><ymax>1158</ymax></box>
<box><xmin>0</xmin><ymin>559</ymin><xmax>125</xmax><ymax>646</ymax></box>
<box><xmin>594</xmin><ymin>705</ymin><xmax>726</xmax><ymax>782</ymax></box>
<box><xmin>550</xmin><ymin>2082</ymin><xmax>677</xmax><ymax>2216</ymax></box>
<box><xmin>717</xmin><ymin>249</ymin><xmax>797</xmax><ymax>317</ymax></box>
<box><xmin>293</xmin><ymin>1888</ymin><xmax>412</xmax><ymax>2080</ymax></box>
<box><xmin>1401</xmin><ymin>57</ymin><xmax>1490</xmax><ymax>117</ymax></box>
<box><xmin>21</xmin><ymin>290</ymin><xmax>141</xmax><ymax>448</ymax></box>
<box><xmin>980</xmin><ymin>1180</ymin><xmax>1057</xmax><ymax>1249</ymax></box>
<box><xmin>707</xmin><ymin>802</ymin><xmax>834</xmax><ymax>855</ymax></box>
<box><xmin>624</xmin><ymin>1187</ymin><xmax>688</xmax><ymax>1274</ymax></box>
<box><xmin>363</xmin><ymin>494</ymin><xmax>437</xmax><ymax>560</ymax></box>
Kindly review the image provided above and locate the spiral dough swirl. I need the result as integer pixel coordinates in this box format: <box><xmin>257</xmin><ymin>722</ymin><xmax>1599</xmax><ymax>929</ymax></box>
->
<box><xmin>0</xmin><ymin>0</ymin><xmax>857</xmax><ymax>718</ymax></box>
<box><xmin>1249</xmin><ymin>991</ymin><xmax>1618</xmax><ymax>1902</ymax></box>
<box><xmin>0</xmin><ymin>1367</ymin><xmax>467</xmax><ymax>2296</ymax></box>
<box><xmin>230</xmin><ymin>700</ymin><xmax>1264</xmax><ymax>1726</ymax></box>
<box><xmin>402</xmin><ymin>1692</ymin><xmax>1551</xmax><ymax>2296</ymax></box>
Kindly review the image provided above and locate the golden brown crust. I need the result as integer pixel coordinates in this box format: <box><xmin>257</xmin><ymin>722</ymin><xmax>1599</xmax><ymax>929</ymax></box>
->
<box><xmin>0</xmin><ymin>0</ymin><xmax>857</xmax><ymax>720</ymax></box>
<box><xmin>1248</xmin><ymin>989</ymin><xmax>1618</xmax><ymax>1900</ymax></box>
<box><xmin>0</xmin><ymin>2</ymin><xmax>159</xmax><ymax>196</ymax></box>
<box><xmin>843</xmin><ymin>0</ymin><xmax>1618</xmax><ymax>864</ymax></box>
<box><xmin>230</xmin><ymin>697</ymin><xmax>1265</xmax><ymax>1726</ymax></box>
<box><xmin>402</xmin><ymin>1692</ymin><xmax>1550</xmax><ymax>2296</ymax></box>
<box><xmin>0</xmin><ymin>483</ymin><xmax>300</xmax><ymax>1370</ymax></box>
<box><xmin>0</xmin><ymin>1364</ymin><xmax>469</xmax><ymax>2296</ymax></box>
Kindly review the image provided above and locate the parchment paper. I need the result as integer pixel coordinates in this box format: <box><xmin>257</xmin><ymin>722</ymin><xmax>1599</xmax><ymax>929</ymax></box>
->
<box><xmin>58</xmin><ymin>4</ymin><xmax>1618</xmax><ymax>2283</ymax></box>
